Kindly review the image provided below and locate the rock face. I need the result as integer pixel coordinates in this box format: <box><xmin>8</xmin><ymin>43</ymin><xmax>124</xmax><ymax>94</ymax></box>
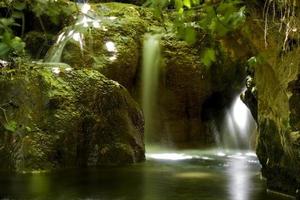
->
<box><xmin>241</xmin><ymin>5</ymin><xmax>300</xmax><ymax>196</ymax></box>
<box><xmin>255</xmin><ymin>50</ymin><xmax>300</xmax><ymax>196</ymax></box>
<box><xmin>148</xmin><ymin>34</ymin><xmax>246</xmax><ymax>144</ymax></box>
<box><xmin>241</xmin><ymin>65</ymin><xmax>257</xmax><ymax>122</ymax></box>
<box><xmin>47</xmin><ymin>2</ymin><xmax>246</xmax><ymax>146</ymax></box>
<box><xmin>0</xmin><ymin>63</ymin><xmax>144</xmax><ymax>172</ymax></box>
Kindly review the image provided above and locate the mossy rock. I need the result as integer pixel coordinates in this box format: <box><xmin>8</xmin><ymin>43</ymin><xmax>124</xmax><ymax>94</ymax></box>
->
<box><xmin>243</xmin><ymin>10</ymin><xmax>300</xmax><ymax>196</ymax></box>
<box><xmin>0</xmin><ymin>62</ymin><xmax>144</xmax><ymax>172</ymax></box>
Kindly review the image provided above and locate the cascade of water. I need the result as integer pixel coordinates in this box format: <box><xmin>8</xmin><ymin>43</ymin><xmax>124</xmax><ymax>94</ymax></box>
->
<box><xmin>217</xmin><ymin>89</ymin><xmax>256</xmax><ymax>150</ymax></box>
<box><xmin>45</xmin><ymin>3</ymin><xmax>116</xmax><ymax>63</ymax></box>
<box><xmin>141</xmin><ymin>34</ymin><xmax>161</xmax><ymax>144</ymax></box>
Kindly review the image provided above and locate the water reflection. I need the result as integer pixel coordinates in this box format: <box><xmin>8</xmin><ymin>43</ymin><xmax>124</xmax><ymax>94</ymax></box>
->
<box><xmin>175</xmin><ymin>172</ymin><xmax>215</xmax><ymax>179</ymax></box>
<box><xmin>29</xmin><ymin>174</ymin><xmax>50</xmax><ymax>197</ymax></box>
<box><xmin>147</xmin><ymin>153</ymin><xmax>194</xmax><ymax>160</ymax></box>
<box><xmin>0</xmin><ymin>150</ymin><xmax>290</xmax><ymax>200</ymax></box>
<box><xmin>227</xmin><ymin>156</ymin><xmax>251</xmax><ymax>200</ymax></box>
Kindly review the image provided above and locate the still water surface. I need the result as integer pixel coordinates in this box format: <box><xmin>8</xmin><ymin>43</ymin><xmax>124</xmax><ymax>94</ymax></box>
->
<box><xmin>0</xmin><ymin>149</ymin><xmax>291</xmax><ymax>200</ymax></box>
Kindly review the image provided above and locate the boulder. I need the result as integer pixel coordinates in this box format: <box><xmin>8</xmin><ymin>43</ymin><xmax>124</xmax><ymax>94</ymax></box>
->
<box><xmin>0</xmin><ymin>62</ymin><xmax>144</xmax><ymax>172</ymax></box>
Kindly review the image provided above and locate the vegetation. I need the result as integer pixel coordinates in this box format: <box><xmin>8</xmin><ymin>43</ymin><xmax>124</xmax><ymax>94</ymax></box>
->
<box><xmin>2</xmin><ymin>0</ymin><xmax>296</xmax><ymax>62</ymax></box>
<box><xmin>0</xmin><ymin>0</ymin><xmax>246</xmax><ymax>63</ymax></box>
<box><xmin>0</xmin><ymin>0</ymin><xmax>73</xmax><ymax>59</ymax></box>
<box><xmin>0</xmin><ymin>13</ymin><xmax>25</xmax><ymax>59</ymax></box>
<box><xmin>146</xmin><ymin>0</ymin><xmax>246</xmax><ymax>66</ymax></box>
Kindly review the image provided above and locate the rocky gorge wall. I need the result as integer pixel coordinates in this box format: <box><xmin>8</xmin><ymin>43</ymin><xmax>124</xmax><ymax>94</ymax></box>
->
<box><xmin>241</xmin><ymin>2</ymin><xmax>300</xmax><ymax>197</ymax></box>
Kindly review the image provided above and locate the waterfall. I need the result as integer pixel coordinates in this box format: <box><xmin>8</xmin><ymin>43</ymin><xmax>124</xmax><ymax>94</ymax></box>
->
<box><xmin>216</xmin><ymin>89</ymin><xmax>256</xmax><ymax>149</ymax></box>
<box><xmin>141</xmin><ymin>34</ymin><xmax>161</xmax><ymax>144</ymax></box>
<box><xmin>45</xmin><ymin>3</ymin><xmax>115</xmax><ymax>63</ymax></box>
<box><xmin>45</xmin><ymin>3</ymin><xmax>91</xmax><ymax>63</ymax></box>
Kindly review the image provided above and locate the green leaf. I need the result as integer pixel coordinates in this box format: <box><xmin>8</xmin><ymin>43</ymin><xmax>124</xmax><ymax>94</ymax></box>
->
<box><xmin>13</xmin><ymin>2</ymin><xmax>26</xmax><ymax>11</ymax></box>
<box><xmin>201</xmin><ymin>48</ymin><xmax>216</xmax><ymax>67</ymax></box>
<box><xmin>0</xmin><ymin>18</ymin><xmax>14</xmax><ymax>27</ymax></box>
<box><xmin>184</xmin><ymin>27</ymin><xmax>196</xmax><ymax>44</ymax></box>
<box><xmin>10</xmin><ymin>36</ymin><xmax>26</xmax><ymax>52</ymax></box>
<box><xmin>183</xmin><ymin>0</ymin><xmax>191</xmax><ymax>8</ymax></box>
<box><xmin>12</xmin><ymin>11</ymin><xmax>24</xmax><ymax>19</ymax></box>
<box><xmin>4</xmin><ymin>121</ymin><xmax>17</xmax><ymax>132</ymax></box>
<box><xmin>2</xmin><ymin>31</ymin><xmax>12</xmax><ymax>44</ymax></box>
<box><xmin>175</xmin><ymin>0</ymin><xmax>183</xmax><ymax>11</ymax></box>
<box><xmin>0</xmin><ymin>43</ymin><xmax>10</xmax><ymax>57</ymax></box>
<box><xmin>25</xmin><ymin>126</ymin><xmax>32</xmax><ymax>132</ymax></box>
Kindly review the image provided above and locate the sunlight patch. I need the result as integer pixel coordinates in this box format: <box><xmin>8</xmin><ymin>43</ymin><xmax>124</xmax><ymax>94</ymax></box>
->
<box><xmin>146</xmin><ymin>153</ymin><xmax>193</xmax><ymax>160</ymax></box>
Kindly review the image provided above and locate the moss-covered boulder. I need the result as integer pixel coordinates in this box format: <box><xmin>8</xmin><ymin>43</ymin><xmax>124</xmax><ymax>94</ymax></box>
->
<box><xmin>0</xmin><ymin>62</ymin><xmax>144</xmax><ymax>172</ymax></box>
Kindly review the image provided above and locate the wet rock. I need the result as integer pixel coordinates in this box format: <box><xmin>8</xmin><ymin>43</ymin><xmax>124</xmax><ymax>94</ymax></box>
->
<box><xmin>249</xmin><ymin>18</ymin><xmax>300</xmax><ymax>195</ymax></box>
<box><xmin>150</xmin><ymin>34</ymin><xmax>247</xmax><ymax>145</ymax></box>
<box><xmin>241</xmin><ymin>66</ymin><xmax>257</xmax><ymax>122</ymax></box>
<box><xmin>0</xmin><ymin>62</ymin><xmax>144</xmax><ymax>172</ymax></box>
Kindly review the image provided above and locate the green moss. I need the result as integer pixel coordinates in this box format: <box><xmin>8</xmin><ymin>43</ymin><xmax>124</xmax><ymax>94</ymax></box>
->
<box><xmin>0</xmin><ymin>62</ymin><xmax>144</xmax><ymax>172</ymax></box>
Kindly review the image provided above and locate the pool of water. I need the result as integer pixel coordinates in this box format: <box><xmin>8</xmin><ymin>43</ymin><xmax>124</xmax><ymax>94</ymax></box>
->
<box><xmin>0</xmin><ymin>149</ymin><xmax>292</xmax><ymax>200</ymax></box>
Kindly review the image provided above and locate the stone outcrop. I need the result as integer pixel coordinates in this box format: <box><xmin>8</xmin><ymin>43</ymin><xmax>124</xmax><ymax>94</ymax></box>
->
<box><xmin>255</xmin><ymin>50</ymin><xmax>300</xmax><ymax>196</ymax></box>
<box><xmin>0</xmin><ymin>62</ymin><xmax>144</xmax><ymax>172</ymax></box>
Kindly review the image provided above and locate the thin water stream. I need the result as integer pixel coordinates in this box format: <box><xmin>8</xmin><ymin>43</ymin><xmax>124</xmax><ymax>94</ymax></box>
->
<box><xmin>141</xmin><ymin>34</ymin><xmax>161</xmax><ymax>143</ymax></box>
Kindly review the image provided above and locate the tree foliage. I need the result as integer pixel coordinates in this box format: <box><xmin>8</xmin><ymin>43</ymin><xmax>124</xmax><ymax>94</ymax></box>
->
<box><xmin>146</xmin><ymin>0</ymin><xmax>246</xmax><ymax>66</ymax></box>
<box><xmin>0</xmin><ymin>0</ymin><xmax>73</xmax><ymax>59</ymax></box>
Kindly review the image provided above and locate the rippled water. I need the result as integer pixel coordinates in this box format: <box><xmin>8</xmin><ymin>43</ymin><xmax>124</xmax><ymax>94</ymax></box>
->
<box><xmin>0</xmin><ymin>149</ymin><xmax>291</xmax><ymax>200</ymax></box>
